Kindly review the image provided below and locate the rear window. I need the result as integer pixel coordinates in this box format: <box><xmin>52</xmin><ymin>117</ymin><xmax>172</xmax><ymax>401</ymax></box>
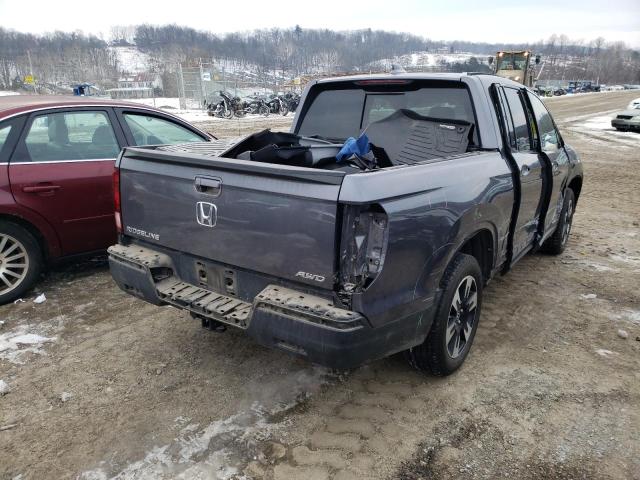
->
<box><xmin>123</xmin><ymin>113</ymin><xmax>204</xmax><ymax>146</ymax></box>
<box><xmin>297</xmin><ymin>82</ymin><xmax>477</xmax><ymax>143</ymax></box>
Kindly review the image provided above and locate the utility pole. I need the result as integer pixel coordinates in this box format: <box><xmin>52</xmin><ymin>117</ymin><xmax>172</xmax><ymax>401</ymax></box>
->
<box><xmin>199</xmin><ymin>59</ymin><xmax>206</xmax><ymax>110</ymax></box>
<box><xmin>178</xmin><ymin>63</ymin><xmax>186</xmax><ymax>110</ymax></box>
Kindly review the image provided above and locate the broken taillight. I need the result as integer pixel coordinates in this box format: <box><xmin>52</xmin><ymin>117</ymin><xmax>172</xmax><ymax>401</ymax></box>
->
<box><xmin>339</xmin><ymin>204</ymin><xmax>389</xmax><ymax>293</ymax></box>
<box><xmin>113</xmin><ymin>167</ymin><xmax>122</xmax><ymax>233</ymax></box>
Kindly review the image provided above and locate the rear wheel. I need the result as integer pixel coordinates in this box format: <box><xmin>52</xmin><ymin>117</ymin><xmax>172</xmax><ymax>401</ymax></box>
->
<box><xmin>259</xmin><ymin>105</ymin><xmax>270</xmax><ymax>117</ymax></box>
<box><xmin>541</xmin><ymin>189</ymin><xmax>575</xmax><ymax>255</ymax></box>
<box><xmin>405</xmin><ymin>253</ymin><xmax>483</xmax><ymax>376</ymax></box>
<box><xmin>0</xmin><ymin>222</ymin><xmax>42</xmax><ymax>304</ymax></box>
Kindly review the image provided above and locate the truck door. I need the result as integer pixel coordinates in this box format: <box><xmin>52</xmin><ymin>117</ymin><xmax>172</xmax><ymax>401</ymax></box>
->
<box><xmin>525</xmin><ymin>92</ymin><xmax>570</xmax><ymax>235</ymax></box>
<box><xmin>497</xmin><ymin>86</ymin><xmax>544</xmax><ymax>257</ymax></box>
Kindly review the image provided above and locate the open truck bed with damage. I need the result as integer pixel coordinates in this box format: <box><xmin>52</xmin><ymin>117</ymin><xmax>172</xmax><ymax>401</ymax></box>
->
<box><xmin>108</xmin><ymin>73</ymin><xmax>583</xmax><ymax>374</ymax></box>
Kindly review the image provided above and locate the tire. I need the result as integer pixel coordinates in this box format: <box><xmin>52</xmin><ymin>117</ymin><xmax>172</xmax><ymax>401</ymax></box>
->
<box><xmin>280</xmin><ymin>104</ymin><xmax>289</xmax><ymax>116</ymax></box>
<box><xmin>223</xmin><ymin>109</ymin><xmax>233</xmax><ymax>119</ymax></box>
<box><xmin>405</xmin><ymin>253</ymin><xmax>483</xmax><ymax>376</ymax></box>
<box><xmin>259</xmin><ymin>105</ymin><xmax>270</xmax><ymax>117</ymax></box>
<box><xmin>541</xmin><ymin>189</ymin><xmax>575</xmax><ymax>255</ymax></box>
<box><xmin>0</xmin><ymin>222</ymin><xmax>43</xmax><ymax>305</ymax></box>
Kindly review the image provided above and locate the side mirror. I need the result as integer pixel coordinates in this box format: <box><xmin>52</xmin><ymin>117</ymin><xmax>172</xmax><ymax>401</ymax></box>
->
<box><xmin>488</xmin><ymin>56</ymin><xmax>494</xmax><ymax>66</ymax></box>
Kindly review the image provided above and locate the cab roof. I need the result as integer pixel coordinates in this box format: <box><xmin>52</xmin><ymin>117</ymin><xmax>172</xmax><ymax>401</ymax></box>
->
<box><xmin>313</xmin><ymin>72</ymin><xmax>525</xmax><ymax>89</ymax></box>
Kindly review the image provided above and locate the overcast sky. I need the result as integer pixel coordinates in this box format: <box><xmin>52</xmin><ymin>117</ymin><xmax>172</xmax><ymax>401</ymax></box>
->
<box><xmin>1</xmin><ymin>0</ymin><xmax>638</xmax><ymax>47</ymax></box>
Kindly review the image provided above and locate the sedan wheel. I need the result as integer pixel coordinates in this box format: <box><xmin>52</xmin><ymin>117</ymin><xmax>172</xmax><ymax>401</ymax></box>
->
<box><xmin>0</xmin><ymin>222</ymin><xmax>42</xmax><ymax>305</ymax></box>
<box><xmin>0</xmin><ymin>234</ymin><xmax>29</xmax><ymax>296</ymax></box>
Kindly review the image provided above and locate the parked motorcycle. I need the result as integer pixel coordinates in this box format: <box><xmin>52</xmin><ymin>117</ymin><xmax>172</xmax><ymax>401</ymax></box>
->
<box><xmin>246</xmin><ymin>95</ymin><xmax>270</xmax><ymax>117</ymax></box>
<box><xmin>206</xmin><ymin>91</ymin><xmax>247</xmax><ymax>118</ymax></box>
<box><xmin>283</xmin><ymin>92</ymin><xmax>300</xmax><ymax>114</ymax></box>
<box><xmin>267</xmin><ymin>94</ymin><xmax>290</xmax><ymax>116</ymax></box>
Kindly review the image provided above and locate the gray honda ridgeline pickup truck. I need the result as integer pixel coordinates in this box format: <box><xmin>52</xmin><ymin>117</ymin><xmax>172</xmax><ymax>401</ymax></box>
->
<box><xmin>108</xmin><ymin>73</ymin><xmax>583</xmax><ymax>375</ymax></box>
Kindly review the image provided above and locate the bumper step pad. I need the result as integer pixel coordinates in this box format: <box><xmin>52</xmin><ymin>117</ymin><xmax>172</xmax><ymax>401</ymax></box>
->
<box><xmin>156</xmin><ymin>278</ymin><xmax>251</xmax><ymax>327</ymax></box>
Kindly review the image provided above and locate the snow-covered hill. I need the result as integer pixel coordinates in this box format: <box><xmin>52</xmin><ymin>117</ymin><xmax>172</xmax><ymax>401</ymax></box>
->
<box><xmin>109</xmin><ymin>46</ymin><xmax>152</xmax><ymax>73</ymax></box>
<box><xmin>370</xmin><ymin>51</ymin><xmax>491</xmax><ymax>70</ymax></box>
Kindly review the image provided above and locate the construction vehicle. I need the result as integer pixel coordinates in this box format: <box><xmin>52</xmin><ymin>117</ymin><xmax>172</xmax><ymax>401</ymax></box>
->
<box><xmin>488</xmin><ymin>51</ymin><xmax>540</xmax><ymax>87</ymax></box>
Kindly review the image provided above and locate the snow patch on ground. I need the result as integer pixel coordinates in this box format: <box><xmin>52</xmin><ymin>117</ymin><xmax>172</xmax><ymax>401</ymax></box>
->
<box><xmin>122</xmin><ymin>97</ymin><xmax>210</xmax><ymax>123</ymax></box>
<box><xmin>595</xmin><ymin>349</ymin><xmax>616</xmax><ymax>357</ymax></box>
<box><xmin>80</xmin><ymin>367</ymin><xmax>334</xmax><ymax>480</ymax></box>
<box><xmin>610</xmin><ymin>309</ymin><xmax>640</xmax><ymax>326</ymax></box>
<box><xmin>580</xmin><ymin>262</ymin><xmax>617</xmax><ymax>273</ymax></box>
<box><xmin>572</xmin><ymin>113</ymin><xmax>640</xmax><ymax>144</ymax></box>
<box><xmin>610</xmin><ymin>254</ymin><xmax>640</xmax><ymax>266</ymax></box>
<box><xmin>581</xmin><ymin>115</ymin><xmax>618</xmax><ymax>131</ymax></box>
<box><xmin>0</xmin><ymin>324</ymin><xmax>56</xmax><ymax>364</ymax></box>
<box><xmin>0</xmin><ymin>90</ymin><xmax>20</xmax><ymax>96</ymax></box>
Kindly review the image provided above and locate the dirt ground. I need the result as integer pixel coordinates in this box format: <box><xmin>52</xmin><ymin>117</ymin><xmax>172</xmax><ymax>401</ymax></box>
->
<box><xmin>0</xmin><ymin>90</ymin><xmax>639</xmax><ymax>480</ymax></box>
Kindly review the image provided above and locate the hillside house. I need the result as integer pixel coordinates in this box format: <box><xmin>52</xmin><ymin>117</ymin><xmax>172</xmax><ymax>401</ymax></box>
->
<box><xmin>107</xmin><ymin>73</ymin><xmax>163</xmax><ymax>99</ymax></box>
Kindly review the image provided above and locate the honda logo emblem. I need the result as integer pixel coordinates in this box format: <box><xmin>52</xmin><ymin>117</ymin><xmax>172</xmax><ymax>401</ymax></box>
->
<box><xmin>196</xmin><ymin>202</ymin><xmax>217</xmax><ymax>227</ymax></box>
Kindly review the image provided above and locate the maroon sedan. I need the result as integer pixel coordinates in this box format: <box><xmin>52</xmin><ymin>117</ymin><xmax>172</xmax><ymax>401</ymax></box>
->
<box><xmin>0</xmin><ymin>95</ymin><xmax>213</xmax><ymax>303</ymax></box>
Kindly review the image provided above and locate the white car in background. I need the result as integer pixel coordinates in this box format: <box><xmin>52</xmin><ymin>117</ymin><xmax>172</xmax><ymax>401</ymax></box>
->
<box><xmin>627</xmin><ymin>97</ymin><xmax>640</xmax><ymax>110</ymax></box>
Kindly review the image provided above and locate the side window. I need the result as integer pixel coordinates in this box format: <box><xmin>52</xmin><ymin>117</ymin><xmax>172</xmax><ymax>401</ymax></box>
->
<box><xmin>0</xmin><ymin>122</ymin><xmax>13</xmax><ymax>161</ymax></box>
<box><xmin>496</xmin><ymin>87</ymin><xmax>516</xmax><ymax>150</ymax></box>
<box><xmin>23</xmin><ymin>111</ymin><xmax>119</xmax><ymax>162</ymax></box>
<box><xmin>123</xmin><ymin>113</ymin><xmax>204</xmax><ymax>145</ymax></box>
<box><xmin>0</xmin><ymin>123</ymin><xmax>12</xmax><ymax>151</ymax></box>
<box><xmin>527</xmin><ymin>93</ymin><xmax>560</xmax><ymax>152</ymax></box>
<box><xmin>503</xmin><ymin>88</ymin><xmax>532</xmax><ymax>152</ymax></box>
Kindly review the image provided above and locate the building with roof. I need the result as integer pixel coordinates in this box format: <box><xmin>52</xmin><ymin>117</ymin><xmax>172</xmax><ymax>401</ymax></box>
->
<box><xmin>107</xmin><ymin>73</ymin><xmax>163</xmax><ymax>99</ymax></box>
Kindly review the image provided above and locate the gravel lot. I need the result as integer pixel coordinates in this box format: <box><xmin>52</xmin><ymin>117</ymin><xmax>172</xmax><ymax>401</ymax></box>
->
<box><xmin>0</xmin><ymin>90</ymin><xmax>638</xmax><ymax>480</ymax></box>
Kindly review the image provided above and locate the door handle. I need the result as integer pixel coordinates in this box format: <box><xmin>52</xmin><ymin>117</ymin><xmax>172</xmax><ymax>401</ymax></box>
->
<box><xmin>22</xmin><ymin>185</ymin><xmax>61</xmax><ymax>193</ymax></box>
<box><xmin>520</xmin><ymin>164</ymin><xmax>531</xmax><ymax>176</ymax></box>
<box><xmin>194</xmin><ymin>176</ymin><xmax>222</xmax><ymax>196</ymax></box>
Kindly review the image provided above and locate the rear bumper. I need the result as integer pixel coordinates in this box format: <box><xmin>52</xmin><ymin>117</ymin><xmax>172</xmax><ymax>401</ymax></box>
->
<box><xmin>108</xmin><ymin>243</ymin><xmax>432</xmax><ymax>369</ymax></box>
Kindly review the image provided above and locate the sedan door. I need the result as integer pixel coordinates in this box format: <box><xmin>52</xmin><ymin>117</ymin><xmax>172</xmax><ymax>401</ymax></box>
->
<box><xmin>9</xmin><ymin>108</ymin><xmax>125</xmax><ymax>255</ymax></box>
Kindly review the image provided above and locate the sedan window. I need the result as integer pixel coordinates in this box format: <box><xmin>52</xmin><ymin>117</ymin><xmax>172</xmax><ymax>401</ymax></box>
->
<box><xmin>23</xmin><ymin>111</ymin><xmax>119</xmax><ymax>162</ymax></box>
<box><xmin>123</xmin><ymin>113</ymin><xmax>204</xmax><ymax>145</ymax></box>
<box><xmin>0</xmin><ymin>123</ymin><xmax>12</xmax><ymax>152</ymax></box>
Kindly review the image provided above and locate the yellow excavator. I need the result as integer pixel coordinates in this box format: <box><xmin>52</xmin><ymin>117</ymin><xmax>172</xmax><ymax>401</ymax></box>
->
<box><xmin>489</xmin><ymin>50</ymin><xmax>540</xmax><ymax>87</ymax></box>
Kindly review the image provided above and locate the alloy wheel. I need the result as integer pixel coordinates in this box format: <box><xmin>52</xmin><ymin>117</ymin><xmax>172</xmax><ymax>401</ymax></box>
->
<box><xmin>561</xmin><ymin>198</ymin><xmax>574</xmax><ymax>246</ymax></box>
<box><xmin>0</xmin><ymin>233</ymin><xmax>29</xmax><ymax>295</ymax></box>
<box><xmin>446</xmin><ymin>275</ymin><xmax>478</xmax><ymax>359</ymax></box>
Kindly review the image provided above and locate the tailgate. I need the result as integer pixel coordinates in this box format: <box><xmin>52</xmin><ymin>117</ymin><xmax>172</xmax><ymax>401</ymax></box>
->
<box><xmin>118</xmin><ymin>147</ymin><xmax>345</xmax><ymax>289</ymax></box>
